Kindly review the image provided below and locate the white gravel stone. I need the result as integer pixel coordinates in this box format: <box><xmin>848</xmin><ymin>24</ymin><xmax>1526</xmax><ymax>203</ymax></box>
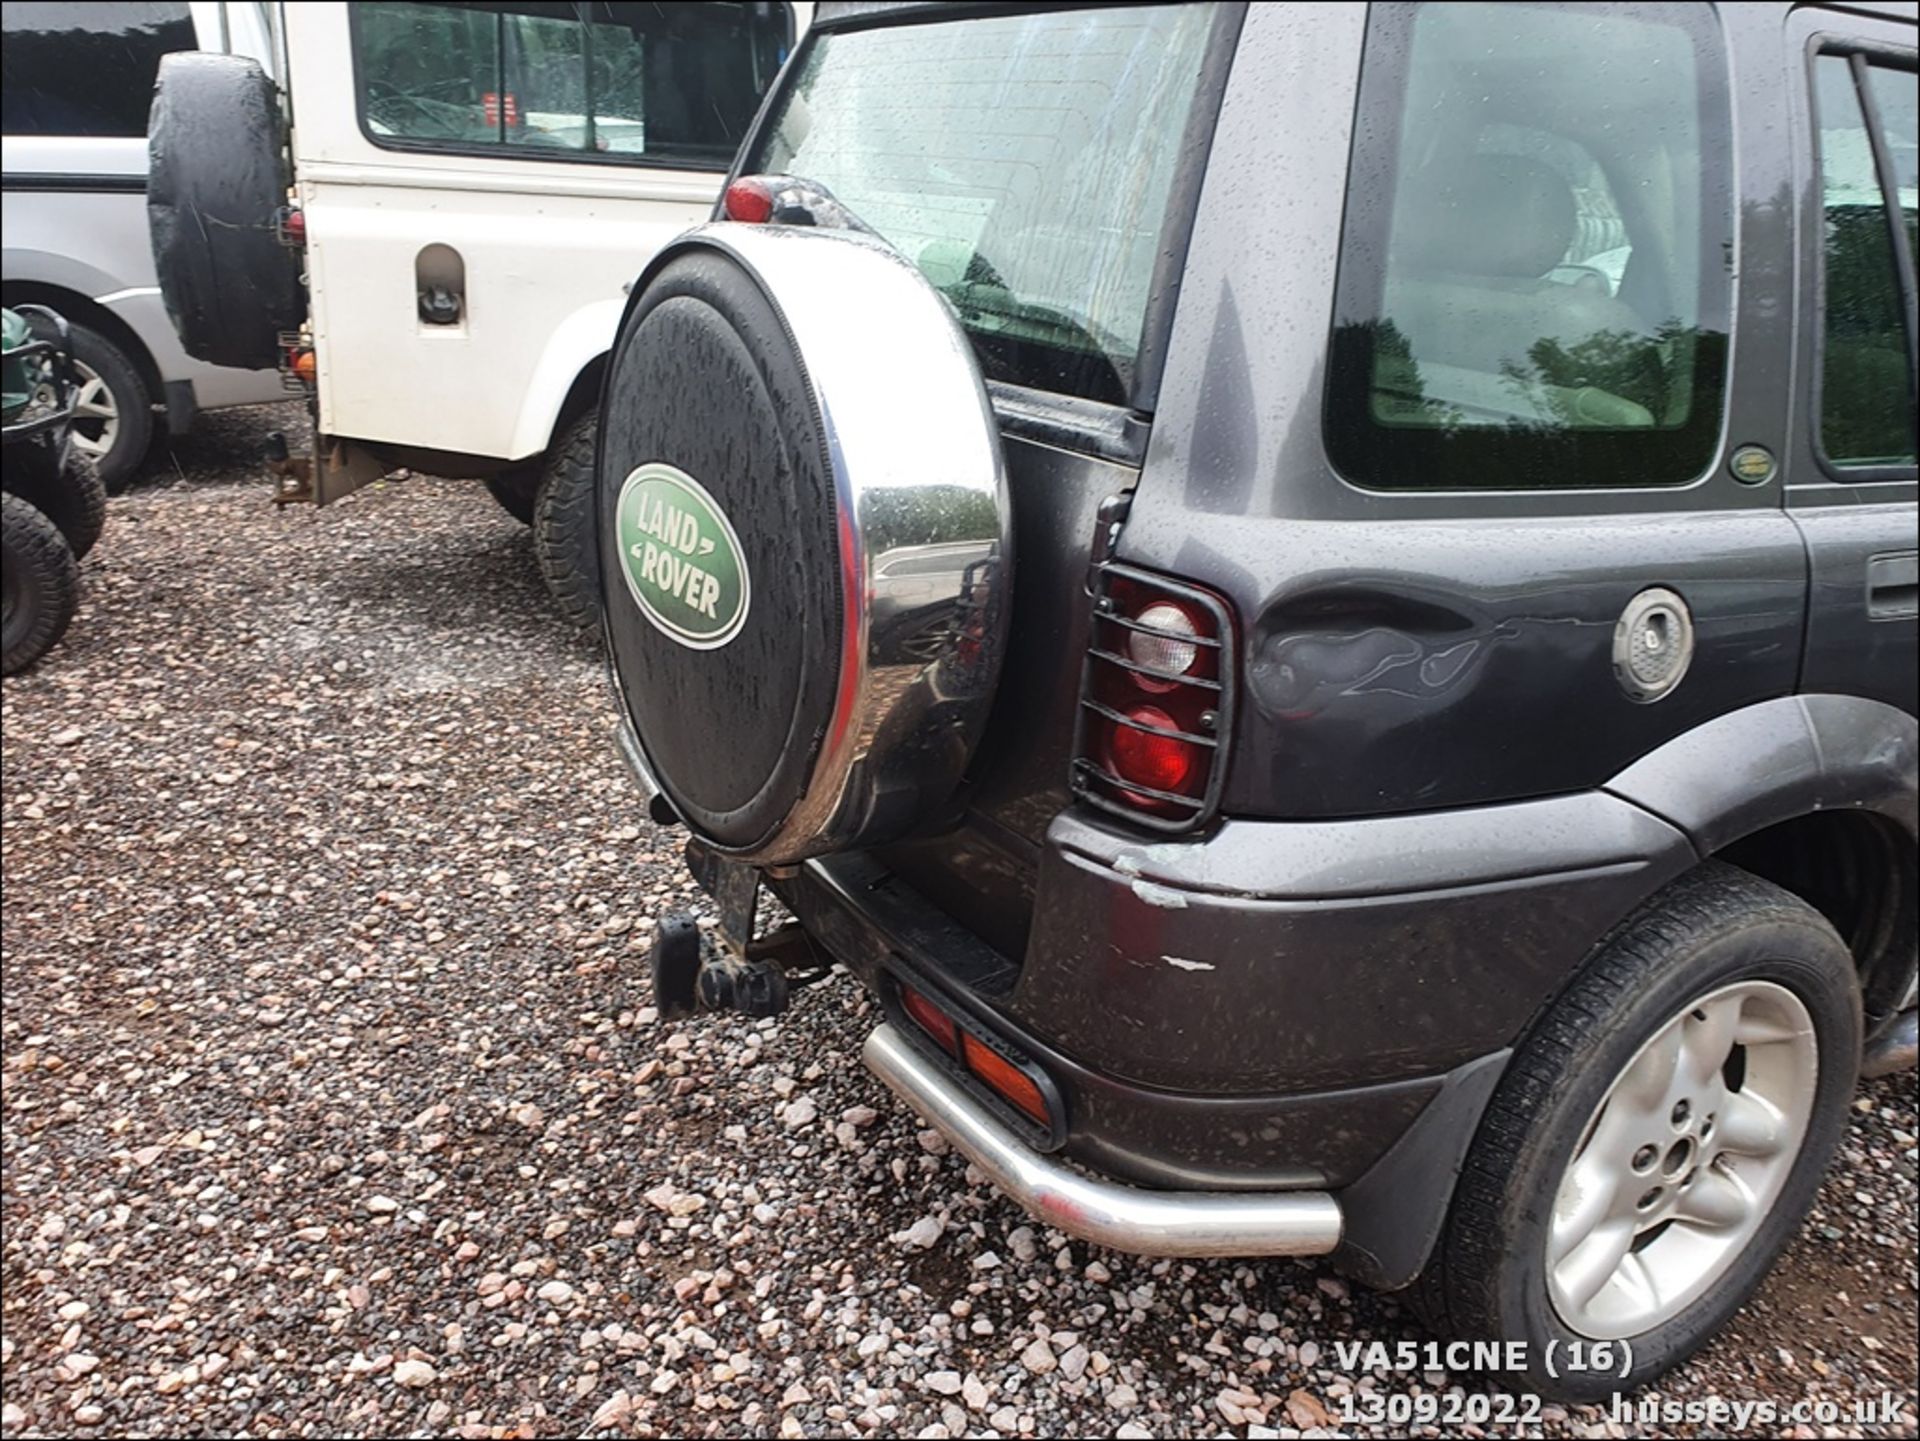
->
<box><xmin>1020</xmin><ymin>1338</ymin><xmax>1057</xmax><ymax>1375</ymax></box>
<box><xmin>393</xmin><ymin>1359</ymin><xmax>437</xmax><ymax>1389</ymax></box>
<box><xmin>894</xmin><ymin>1215</ymin><xmax>944</xmax><ymax>1250</ymax></box>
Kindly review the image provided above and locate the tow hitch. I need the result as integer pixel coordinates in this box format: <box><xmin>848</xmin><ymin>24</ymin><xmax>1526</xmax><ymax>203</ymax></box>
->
<box><xmin>648</xmin><ymin>846</ymin><xmax>831</xmax><ymax>1020</ymax></box>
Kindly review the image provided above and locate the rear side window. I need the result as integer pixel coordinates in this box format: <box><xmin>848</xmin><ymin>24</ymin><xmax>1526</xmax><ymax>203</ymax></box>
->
<box><xmin>352</xmin><ymin>2</ymin><xmax>792</xmax><ymax>169</ymax></box>
<box><xmin>746</xmin><ymin>5</ymin><xmax>1219</xmax><ymax>407</ymax></box>
<box><xmin>0</xmin><ymin>1</ymin><xmax>194</xmax><ymax>139</ymax></box>
<box><xmin>1811</xmin><ymin>52</ymin><xmax>1918</xmax><ymax>471</ymax></box>
<box><xmin>1327</xmin><ymin>2</ymin><xmax>1733</xmax><ymax>491</ymax></box>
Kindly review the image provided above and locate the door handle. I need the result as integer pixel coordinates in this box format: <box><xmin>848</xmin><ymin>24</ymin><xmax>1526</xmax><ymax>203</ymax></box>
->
<box><xmin>1867</xmin><ymin>551</ymin><xmax>1918</xmax><ymax>620</ymax></box>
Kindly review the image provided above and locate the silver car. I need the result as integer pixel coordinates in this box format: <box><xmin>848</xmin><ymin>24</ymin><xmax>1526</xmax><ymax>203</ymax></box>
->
<box><xmin>0</xmin><ymin>1</ymin><xmax>284</xmax><ymax>490</ymax></box>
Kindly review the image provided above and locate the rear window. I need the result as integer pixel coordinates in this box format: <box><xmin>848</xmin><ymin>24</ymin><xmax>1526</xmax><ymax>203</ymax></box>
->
<box><xmin>1326</xmin><ymin>2</ymin><xmax>1733</xmax><ymax>491</ymax></box>
<box><xmin>1</xmin><ymin>1</ymin><xmax>194</xmax><ymax>139</ymax></box>
<box><xmin>352</xmin><ymin>1</ymin><xmax>792</xmax><ymax>169</ymax></box>
<box><xmin>745</xmin><ymin>5</ymin><xmax>1219</xmax><ymax>407</ymax></box>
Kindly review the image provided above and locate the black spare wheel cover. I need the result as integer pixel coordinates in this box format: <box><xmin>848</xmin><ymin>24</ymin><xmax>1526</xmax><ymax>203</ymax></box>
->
<box><xmin>600</xmin><ymin>226</ymin><xmax>1010</xmax><ymax>865</ymax></box>
<box><xmin>148</xmin><ymin>53</ymin><xmax>305</xmax><ymax>371</ymax></box>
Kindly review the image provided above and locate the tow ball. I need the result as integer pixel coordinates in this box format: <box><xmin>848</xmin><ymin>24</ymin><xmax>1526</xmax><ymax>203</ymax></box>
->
<box><xmin>647</xmin><ymin>849</ymin><xmax>830</xmax><ymax>1020</ymax></box>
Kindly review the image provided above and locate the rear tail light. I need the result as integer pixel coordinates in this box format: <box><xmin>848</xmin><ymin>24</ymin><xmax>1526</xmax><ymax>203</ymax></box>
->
<box><xmin>1072</xmin><ymin>563</ymin><xmax>1235</xmax><ymax>830</ymax></box>
<box><xmin>896</xmin><ymin>982</ymin><xmax>1057</xmax><ymax>1136</ymax></box>
<box><xmin>722</xmin><ymin>176</ymin><xmax>776</xmax><ymax>224</ymax></box>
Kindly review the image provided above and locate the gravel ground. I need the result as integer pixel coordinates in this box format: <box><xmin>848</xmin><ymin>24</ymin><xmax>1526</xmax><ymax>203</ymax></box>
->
<box><xmin>3</xmin><ymin>406</ymin><xmax>1917</xmax><ymax>1440</ymax></box>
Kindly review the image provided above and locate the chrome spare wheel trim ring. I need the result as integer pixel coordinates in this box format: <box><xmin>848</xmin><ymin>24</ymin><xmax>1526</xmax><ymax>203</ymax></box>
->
<box><xmin>1546</xmin><ymin>979</ymin><xmax>1817</xmax><ymax>1341</ymax></box>
<box><xmin>863</xmin><ymin>1024</ymin><xmax>1344</xmax><ymax>1259</ymax></box>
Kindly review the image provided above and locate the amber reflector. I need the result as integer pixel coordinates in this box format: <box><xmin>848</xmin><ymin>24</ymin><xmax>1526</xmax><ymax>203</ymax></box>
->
<box><xmin>900</xmin><ymin>984</ymin><xmax>957</xmax><ymax>1055</ymax></box>
<box><xmin>960</xmin><ymin>1031</ymin><xmax>1049</xmax><ymax>1127</ymax></box>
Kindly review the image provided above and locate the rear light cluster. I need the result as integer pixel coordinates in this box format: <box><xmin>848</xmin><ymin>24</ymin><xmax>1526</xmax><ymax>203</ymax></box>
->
<box><xmin>277</xmin><ymin>330</ymin><xmax>314</xmax><ymax>395</ymax></box>
<box><xmin>1071</xmin><ymin>562</ymin><xmax>1234</xmax><ymax>831</ymax></box>
<box><xmin>897</xmin><ymin>981</ymin><xmax>1056</xmax><ymax>1136</ymax></box>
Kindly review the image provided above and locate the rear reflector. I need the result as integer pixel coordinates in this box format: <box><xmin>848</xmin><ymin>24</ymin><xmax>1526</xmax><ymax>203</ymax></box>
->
<box><xmin>723</xmin><ymin>176</ymin><xmax>776</xmax><ymax>224</ymax></box>
<box><xmin>900</xmin><ymin>984</ymin><xmax>957</xmax><ymax>1055</ymax></box>
<box><xmin>960</xmin><ymin>1031</ymin><xmax>1050</xmax><ymax>1127</ymax></box>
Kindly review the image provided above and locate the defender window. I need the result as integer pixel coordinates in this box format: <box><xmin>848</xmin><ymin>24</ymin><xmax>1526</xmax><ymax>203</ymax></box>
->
<box><xmin>744</xmin><ymin>5</ymin><xmax>1220</xmax><ymax>408</ymax></box>
<box><xmin>352</xmin><ymin>2</ymin><xmax>791</xmax><ymax>169</ymax></box>
<box><xmin>0</xmin><ymin>1</ymin><xmax>195</xmax><ymax>139</ymax></box>
<box><xmin>1326</xmin><ymin>2</ymin><xmax>1733</xmax><ymax>491</ymax></box>
<box><xmin>1811</xmin><ymin>51</ymin><xmax>1918</xmax><ymax>472</ymax></box>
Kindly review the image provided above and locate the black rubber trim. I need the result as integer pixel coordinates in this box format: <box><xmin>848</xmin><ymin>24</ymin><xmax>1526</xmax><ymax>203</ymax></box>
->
<box><xmin>1</xmin><ymin>172</ymin><xmax>147</xmax><ymax>194</ymax></box>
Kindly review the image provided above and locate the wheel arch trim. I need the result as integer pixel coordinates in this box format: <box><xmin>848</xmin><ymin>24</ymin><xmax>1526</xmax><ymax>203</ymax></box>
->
<box><xmin>1604</xmin><ymin>695</ymin><xmax>1918</xmax><ymax>855</ymax></box>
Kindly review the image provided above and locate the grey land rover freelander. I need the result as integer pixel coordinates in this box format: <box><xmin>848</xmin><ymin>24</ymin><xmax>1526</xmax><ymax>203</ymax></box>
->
<box><xmin>594</xmin><ymin>0</ymin><xmax>1918</xmax><ymax>1400</ymax></box>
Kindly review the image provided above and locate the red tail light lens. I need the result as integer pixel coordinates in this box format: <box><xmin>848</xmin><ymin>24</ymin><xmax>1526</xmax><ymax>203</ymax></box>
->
<box><xmin>1108</xmin><ymin>705</ymin><xmax>1197</xmax><ymax>793</ymax></box>
<box><xmin>899</xmin><ymin>984</ymin><xmax>957</xmax><ymax>1055</ymax></box>
<box><xmin>723</xmin><ymin>177</ymin><xmax>776</xmax><ymax>224</ymax></box>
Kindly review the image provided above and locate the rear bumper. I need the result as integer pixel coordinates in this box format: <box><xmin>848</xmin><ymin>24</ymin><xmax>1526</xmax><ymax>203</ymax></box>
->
<box><xmin>864</xmin><ymin>1023</ymin><xmax>1343</xmax><ymax>1257</ymax></box>
<box><xmin>767</xmin><ymin>787</ymin><xmax>1699</xmax><ymax>1275</ymax></box>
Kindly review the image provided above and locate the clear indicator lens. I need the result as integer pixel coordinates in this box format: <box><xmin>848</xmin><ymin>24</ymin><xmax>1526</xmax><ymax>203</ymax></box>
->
<box><xmin>1126</xmin><ymin>601</ymin><xmax>1200</xmax><ymax>685</ymax></box>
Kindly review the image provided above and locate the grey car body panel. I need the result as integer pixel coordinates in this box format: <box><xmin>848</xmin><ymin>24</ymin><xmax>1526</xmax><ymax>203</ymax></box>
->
<box><xmin>703</xmin><ymin>0</ymin><xmax>1918</xmax><ymax>1279</ymax></box>
<box><xmin>1015</xmin><ymin>796</ymin><xmax>1694</xmax><ymax>1093</ymax></box>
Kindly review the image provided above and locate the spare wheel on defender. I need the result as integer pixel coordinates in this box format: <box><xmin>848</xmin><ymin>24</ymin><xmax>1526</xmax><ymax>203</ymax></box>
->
<box><xmin>147</xmin><ymin>53</ymin><xmax>306</xmax><ymax>372</ymax></box>
<box><xmin>600</xmin><ymin>226</ymin><xmax>1011</xmax><ymax>866</ymax></box>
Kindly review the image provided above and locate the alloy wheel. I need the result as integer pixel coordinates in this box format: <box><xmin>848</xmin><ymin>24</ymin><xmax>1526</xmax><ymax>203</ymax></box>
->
<box><xmin>67</xmin><ymin>359</ymin><xmax>120</xmax><ymax>462</ymax></box>
<box><xmin>1547</xmin><ymin>979</ymin><xmax>1817</xmax><ymax>1340</ymax></box>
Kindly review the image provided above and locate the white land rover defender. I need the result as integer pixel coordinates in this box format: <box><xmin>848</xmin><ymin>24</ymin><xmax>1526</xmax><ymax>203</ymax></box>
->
<box><xmin>145</xmin><ymin>0</ymin><xmax>808</xmax><ymax>626</ymax></box>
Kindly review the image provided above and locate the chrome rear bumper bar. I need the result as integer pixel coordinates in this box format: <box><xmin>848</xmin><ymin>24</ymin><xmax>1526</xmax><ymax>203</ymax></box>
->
<box><xmin>862</xmin><ymin>1023</ymin><xmax>1344</xmax><ymax>1259</ymax></box>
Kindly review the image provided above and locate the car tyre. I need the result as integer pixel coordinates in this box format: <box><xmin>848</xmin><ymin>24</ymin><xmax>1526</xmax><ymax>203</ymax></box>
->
<box><xmin>533</xmin><ymin>411</ymin><xmax>602</xmax><ymax>630</ymax></box>
<box><xmin>1415</xmin><ymin>860</ymin><xmax>1860</xmax><ymax>1402</ymax></box>
<box><xmin>7</xmin><ymin>444</ymin><xmax>108</xmax><ymax>561</ymax></box>
<box><xmin>66</xmin><ymin>323</ymin><xmax>154</xmax><ymax>495</ymax></box>
<box><xmin>2</xmin><ymin>492</ymin><xmax>80</xmax><ymax>675</ymax></box>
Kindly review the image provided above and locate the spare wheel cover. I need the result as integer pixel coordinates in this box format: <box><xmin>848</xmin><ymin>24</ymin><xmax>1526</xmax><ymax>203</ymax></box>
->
<box><xmin>600</xmin><ymin>225</ymin><xmax>1010</xmax><ymax>865</ymax></box>
<box><xmin>147</xmin><ymin>52</ymin><xmax>304</xmax><ymax>371</ymax></box>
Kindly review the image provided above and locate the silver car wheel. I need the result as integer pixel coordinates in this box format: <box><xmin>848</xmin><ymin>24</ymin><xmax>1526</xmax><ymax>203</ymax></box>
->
<box><xmin>1547</xmin><ymin>979</ymin><xmax>1817</xmax><ymax>1340</ymax></box>
<box><xmin>67</xmin><ymin>360</ymin><xmax>120</xmax><ymax>461</ymax></box>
